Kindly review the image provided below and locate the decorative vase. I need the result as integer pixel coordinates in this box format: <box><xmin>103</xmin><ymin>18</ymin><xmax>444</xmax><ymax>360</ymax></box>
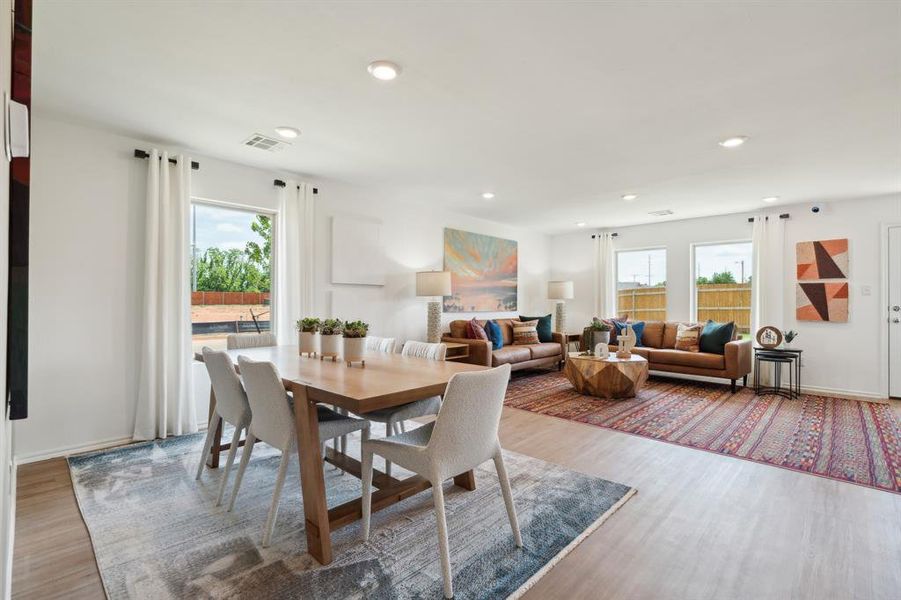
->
<box><xmin>590</xmin><ymin>330</ymin><xmax>610</xmax><ymax>349</ymax></box>
<box><xmin>319</xmin><ymin>334</ymin><xmax>342</xmax><ymax>361</ymax></box>
<box><xmin>343</xmin><ymin>336</ymin><xmax>366</xmax><ymax>367</ymax></box>
<box><xmin>298</xmin><ymin>331</ymin><xmax>319</xmax><ymax>357</ymax></box>
<box><xmin>594</xmin><ymin>343</ymin><xmax>609</xmax><ymax>359</ymax></box>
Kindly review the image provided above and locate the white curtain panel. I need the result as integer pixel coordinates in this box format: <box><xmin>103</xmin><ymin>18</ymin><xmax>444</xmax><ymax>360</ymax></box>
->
<box><xmin>751</xmin><ymin>214</ymin><xmax>786</xmax><ymax>385</ymax></box>
<box><xmin>134</xmin><ymin>150</ymin><xmax>197</xmax><ymax>441</ymax></box>
<box><xmin>275</xmin><ymin>181</ymin><xmax>315</xmax><ymax>343</ymax></box>
<box><xmin>593</xmin><ymin>232</ymin><xmax>616</xmax><ymax>319</ymax></box>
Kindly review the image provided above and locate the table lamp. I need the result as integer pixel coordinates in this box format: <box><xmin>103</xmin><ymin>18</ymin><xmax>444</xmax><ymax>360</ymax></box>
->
<box><xmin>416</xmin><ymin>271</ymin><xmax>452</xmax><ymax>343</ymax></box>
<box><xmin>547</xmin><ymin>280</ymin><xmax>574</xmax><ymax>333</ymax></box>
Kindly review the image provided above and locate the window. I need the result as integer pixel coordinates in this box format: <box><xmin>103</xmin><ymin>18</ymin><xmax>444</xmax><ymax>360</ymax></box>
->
<box><xmin>693</xmin><ymin>241</ymin><xmax>752</xmax><ymax>338</ymax></box>
<box><xmin>190</xmin><ymin>202</ymin><xmax>274</xmax><ymax>351</ymax></box>
<box><xmin>616</xmin><ymin>248</ymin><xmax>667</xmax><ymax>321</ymax></box>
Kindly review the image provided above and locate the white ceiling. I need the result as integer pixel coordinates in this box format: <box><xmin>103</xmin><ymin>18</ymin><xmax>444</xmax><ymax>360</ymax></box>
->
<box><xmin>34</xmin><ymin>1</ymin><xmax>901</xmax><ymax>233</ymax></box>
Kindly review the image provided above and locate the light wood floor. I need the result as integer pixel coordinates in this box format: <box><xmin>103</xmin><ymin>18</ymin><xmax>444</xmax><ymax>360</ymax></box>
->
<box><xmin>13</xmin><ymin>404</ymin><xmax>901</xmax><ymax>599</ymax></box>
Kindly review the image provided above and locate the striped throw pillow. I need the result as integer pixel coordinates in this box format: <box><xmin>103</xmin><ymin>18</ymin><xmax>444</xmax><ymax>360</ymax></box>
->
<box><xmin>512</xmin><ymin>320</ymin><xmax>540</xmax><ymax>345</ymax></box>
<box><xmin>674</xmin><ymin>323</ymin><xmax>702</xmax><ymax>352</ymax></box>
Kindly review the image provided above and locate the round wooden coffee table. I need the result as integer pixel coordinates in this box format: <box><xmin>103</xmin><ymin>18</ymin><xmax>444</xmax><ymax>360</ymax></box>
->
<box><xmin>564</xmin><ymin>352</ymin><xmax>649</xmax><ymax>399</ymax></box>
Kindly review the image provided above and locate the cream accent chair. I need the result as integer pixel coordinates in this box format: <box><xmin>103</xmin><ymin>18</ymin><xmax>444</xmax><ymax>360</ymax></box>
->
<box><xmin>230</xmin><ymin>356</ymin><xmax>370</xmax><ymax>547</ymax></box>
<box><xmin>226</xmin><ymin>332</ymin><xmax>277</xmax><ymax>350</ymax></box>
<box><xmin>361</xmin><ymin>363</ymin><xmax>521</xmax><ymax>599</ymax></box>
<box><xmin>357</xmin><ymin>341</ymin><xmax>446</xmax><ymax>477</ymax></box>
<box><xmin>196</xmin><ymin>348</ymin><xmax>252</xmax><ymax>506</ymax></box>
<box><xmin>365</xmin><ymin>336</ymin><xmax>397</xmax><ymax>354</ymax></box>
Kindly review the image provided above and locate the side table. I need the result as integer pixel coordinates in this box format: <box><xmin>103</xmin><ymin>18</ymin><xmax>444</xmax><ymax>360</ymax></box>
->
<box><xmin>753</xmin><ymin>347</ymin><xmax>802</xmax><ymax>399</ymax></box>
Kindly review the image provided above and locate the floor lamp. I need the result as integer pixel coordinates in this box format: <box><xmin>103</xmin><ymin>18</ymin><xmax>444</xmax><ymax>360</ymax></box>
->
<box><xmin>548</xmin><ymin>280</ymin><xmax>574</xmax><ymax>333</ymax></box>
<box><xmin>416</xmin><ymin>271</ymin><xmax>452</xmax><ymax>343</ymax></box>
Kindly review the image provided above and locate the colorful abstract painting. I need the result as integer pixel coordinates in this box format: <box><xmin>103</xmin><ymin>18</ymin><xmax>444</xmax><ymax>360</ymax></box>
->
<box><xmin>443</xmin><ymin>228</ymin><xmax>517</xmax><ymax>312</ymax></box>
<box><xmin>796</xmin><ymin>238</ymin><xmax>848</xmax><ymax>280</ymax></box>
<box><xmin>796</xmin><ymin>282</ymin><xmax>848</xmax><ymax>322</ymax></box>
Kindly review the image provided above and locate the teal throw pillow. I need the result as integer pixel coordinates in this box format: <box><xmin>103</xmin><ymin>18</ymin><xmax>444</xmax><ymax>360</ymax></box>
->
<box><xmin>485</xmin><ymin>320</ymin><xmax>503</xmax><ymax>350</ymax></box>
<box><xmin>699</xmin><ymin>320</ymin><xmax>735</xmax><ymax>355</ymax></box>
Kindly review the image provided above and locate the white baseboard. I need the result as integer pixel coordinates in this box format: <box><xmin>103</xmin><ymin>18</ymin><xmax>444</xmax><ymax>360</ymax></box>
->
<box><xmin>14</xmin><ymin>436</ymin><xmax>134</xmax><ymax>465</ymax></box>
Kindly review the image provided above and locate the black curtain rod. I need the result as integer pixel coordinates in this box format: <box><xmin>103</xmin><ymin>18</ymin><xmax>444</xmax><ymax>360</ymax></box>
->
<box><xmin>748</xmin><ymin>213</ymin><xmax>790</xmax><ymax>223</ymax></box>
<box><xmin>590</xmin><ymin>233</ymin><xmax>619</xmax><ymax>239</ymax></box>
<box><xmin>133</xmin><ymin>149</ymin><xmax>199</xmax><ymax>170</ymax></box>
<box><xmin>273</xmin><ymin>179</ymin><xmax>318</xmax><ymax>194</ymax></box>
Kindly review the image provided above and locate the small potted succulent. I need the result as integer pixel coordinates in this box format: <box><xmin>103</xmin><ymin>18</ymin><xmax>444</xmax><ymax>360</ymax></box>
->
<box><xmin>783</xmin><ymin>329</ymin><xmax>799</xmax><ymax>347</ymax></box>
<box><xmin>296</xmin><ymin>317</ymin><xmax>321</xmax><ymax>357</ymax></box>
<box><xmin>342</xmin><ymin>320</ymin><xmax>369</xmax><ymax>366</ymax></box>
<box><xmin>587</xmin><ymin>317</ymin><xmax>612</xmax><ymax>349</ymax></box>
<box><xmin>319</xmin><ymin>318</ymin><xmax>344</xmax><ymax>360</ymax></box>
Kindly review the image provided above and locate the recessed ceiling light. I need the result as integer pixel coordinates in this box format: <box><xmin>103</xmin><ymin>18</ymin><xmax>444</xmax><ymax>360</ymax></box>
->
<box><xmin>481</xmin><ymin>192</ymin><xmax>495</xmax><ymax>200</ymax></box>
<box><xmin>274</xmin><ymin>126</ymin><xmax>300</xmax><ymax>139</ymax></box>
<box><xmin>719</xmin><ymin>136</ymin><xmax>748</xmax><ymax>148</ymax></box>
<box><xmin>762</xmin><ymin>196</ymin><xmax>779</xmax><ymax>203</ymax></box>
<box><xmin>576</xmin><ymin>222</ymin><xmax>586</xmax><ymax>227</ymax></box>
<box><xmin>621</xmin><ymin>194</ymin><xmax>638</xmax><ymax>201</ymax></box>
<box><xmin>367</xmin><ymin>60</ymin><xmax>401</xmax><ymax>81</ymax></box>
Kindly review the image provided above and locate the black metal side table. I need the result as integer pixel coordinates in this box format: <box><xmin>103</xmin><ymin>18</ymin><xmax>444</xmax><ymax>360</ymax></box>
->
<box><xmin>753</xmin><ymin>347</ymin><xmax>802</xmax><ymax>399</ymax></box>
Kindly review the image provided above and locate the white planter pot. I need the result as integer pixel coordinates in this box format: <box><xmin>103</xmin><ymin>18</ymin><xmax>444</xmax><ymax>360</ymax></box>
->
<box><xmin>298</xmin><ymin>331</ymin><xmax>319</xmax><ymax>356</ymax></box>
<box><xmin>343</xmin><ymin>336</ymin><xmax>366</xmax><ymax>365</ymax></box>
<box><xmin>320</xmin><ymin>334</ymin><xmax>343</xmax><ymax>358</ymax></box>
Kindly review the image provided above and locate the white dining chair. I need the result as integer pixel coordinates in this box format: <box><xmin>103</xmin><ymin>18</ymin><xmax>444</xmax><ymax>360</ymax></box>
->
<box><xmin>357</xmin><ymin>340</ymin><xmax>446</xmax><ymax>477</ymax></box>
<box><xmin>226</xmin><ymin>332</ymin><xmax>277</xmax><ymax>350</ymax></box>
<box><xmin>365</xmin><ymin>336</ymin><xmax>397</xmax><ymax>354</ymax></box>
<box><xmin>196</xmin><ymin>347</ymin><xmax>252</xmax><ymax>506</ymax></box>
<box><xmin>230</xmin><ymin>356</ymin><xmax>370</xmax><ymax>547</ymax></box>
<box><xmin>361</xmin><ymin>363</ymin><xmax>521</xmax><ymax>599</ymax></box>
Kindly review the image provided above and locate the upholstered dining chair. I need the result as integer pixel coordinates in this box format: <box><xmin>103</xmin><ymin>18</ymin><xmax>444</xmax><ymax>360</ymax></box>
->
<box><xmin>356</xmin><ymin>340</ymin><xmax>446</xmax><ymax>477</ymax></box>
<box><xmin>230</xmin><ymin>356</ymin><xmax>370</xmax><ymax>547</ymax></box>
<box><xmin>361</xmin><ymin>363</ymin><xmax>521</xmax><ymax>599</ymax></box>
<box><xmin>365</xmin><ymin>335</ymin><xmax>397</xmax><ymax>354</ymax></box>
<box><xmin>196</xmin><ymin>348</ymin><xmax>252</xmax><ymax>507</ymax></box>
<box><xmin>226</xmin><ymin>332</ymin><xmax>277</xmax><ymax>350</ymax></box>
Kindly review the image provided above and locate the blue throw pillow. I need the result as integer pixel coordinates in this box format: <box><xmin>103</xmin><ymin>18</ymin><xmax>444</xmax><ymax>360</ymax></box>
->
<box><xmin>614</xmin><ymin>320</ymin><xmax>645</xmax><ymax>347</ymax></box>
<box><xmin>699</xmin><ymin>320</ymin><xmax>735</xmax><ymax>355</ymax></box>
<box><xmin>485</xmin><ymin>320</ymin><xmax>503</xmax><ymax>350</ymax></box>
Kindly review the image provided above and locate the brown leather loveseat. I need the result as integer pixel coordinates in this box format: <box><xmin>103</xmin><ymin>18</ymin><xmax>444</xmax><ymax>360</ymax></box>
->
<box><xmin>442</xmin><ymin>318</ymin><xmax>566</xmax><ymax>371</ymax></box>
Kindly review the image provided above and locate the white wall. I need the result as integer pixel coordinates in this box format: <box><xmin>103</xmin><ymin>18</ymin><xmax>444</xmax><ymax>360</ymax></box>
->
<box><xmin>550</xmin><ymin>195</ymin><xmax>901</xmax><ymax>399</ymax></box>
<box><xmin>15</xmin><ymin>115</ymin><xmax>549</xmax><ymax>461</ymax></box>
<box><xmin>1</xmin><ymin>0</ymin><xmax>16</xmax><ymax>595</ymax></box>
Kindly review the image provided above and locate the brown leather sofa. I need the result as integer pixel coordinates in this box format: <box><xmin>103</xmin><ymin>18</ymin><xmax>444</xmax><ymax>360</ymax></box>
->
<box><xmin>606</xmin><ymin>321</ymin><xmax>752</xmax><ymax>392</ymax></box>
<box><xmin>442</xmin><ymin>319</ymin><xmax>566</xmax><ymax>371</ymax></box>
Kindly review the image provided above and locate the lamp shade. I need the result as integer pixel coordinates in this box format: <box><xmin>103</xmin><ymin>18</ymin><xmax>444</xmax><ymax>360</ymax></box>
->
<box><xmin>416</xmin><ymin>271</ymin><xmax>452</xmax><ymax>297</ymax></box>
<box><xmin>547</xmin><ymin>280</ymin><xmax>574</xmax><ymax>300</ymax></box>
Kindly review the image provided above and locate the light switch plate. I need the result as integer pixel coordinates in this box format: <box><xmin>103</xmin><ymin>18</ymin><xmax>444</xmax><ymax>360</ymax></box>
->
<box><xmin>860</xmin><ymin>285</ymin><xmax>872</xmax><ymax>296</ymax></box>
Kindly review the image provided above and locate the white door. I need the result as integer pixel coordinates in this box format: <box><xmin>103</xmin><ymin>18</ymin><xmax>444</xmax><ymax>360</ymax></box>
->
<box><xmin>890</xmin><ymin>226</ymin><xmax>901</xmax><ymax>398</ymax></box>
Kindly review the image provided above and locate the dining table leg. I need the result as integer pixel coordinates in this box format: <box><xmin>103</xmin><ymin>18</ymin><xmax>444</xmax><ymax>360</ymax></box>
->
<box><xmin>291</xmin><ymin>381</ymin><xmax>333</xmax><ymax>565</ymax></box>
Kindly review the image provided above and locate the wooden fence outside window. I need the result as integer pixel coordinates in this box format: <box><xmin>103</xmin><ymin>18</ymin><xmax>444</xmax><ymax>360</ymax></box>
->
<box><xmin>617</xmin><ymin>282</ymin><xmax>751</xmax><ymax>332</ymax></box>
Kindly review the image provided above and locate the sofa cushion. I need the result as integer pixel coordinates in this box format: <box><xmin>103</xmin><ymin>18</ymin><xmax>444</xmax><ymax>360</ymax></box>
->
<box><xmin>649</xmin><ymin>349</ymin><xmax>725</xmax><ymax>370</ymax></box>
<box><xmin>641</xmin><ymin>321</ymin><xmax>665</xmax><ymax>348</ymax></box>
<box><xmin>699</xmin><ymin>320</ymin><xmax>736</xmax><ymax>355</ymax></box>
<box><xmin>485</xmin><ymin>319</ymin><xmax>503</xmax><ymax>350</ymax></box>
<box><xmin>663</xmin><ymin>322</ymin><xmax>683</xmax><ymax>349</ymax></box>
<box><xmin>449</xmin><ymin>320</ymin><xmax>468</xmax><ymax>339</ymax></box>
<box><xmin>491</xmin><ymin>346</ymin><xmax>531</xmax><ymax>366</ymax></box>
<box><xmin>527</xmin><ymin>342</ymin><xmax>561</xmax><ymax>360</ymax></box>
<box><xmin>512</xmin><ymin>320</ymin><xmax>540</xmax><ymax>345</ymax></box>
<box><xmin>496</xmin><ymin>319</ymin><xmax>515</xmax><ymax>345</ymax></box>
<box><xmin>518</xmin><ymin>314</ymin><xmax>553</xmax><ymax>342</ymax></box>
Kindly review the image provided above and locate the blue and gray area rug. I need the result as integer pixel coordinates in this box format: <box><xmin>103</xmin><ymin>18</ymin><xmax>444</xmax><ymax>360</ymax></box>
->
<box><xmin>69</xmin><ymin>430</ymin><xmax>634</xmax><ymax>599</ymax></box>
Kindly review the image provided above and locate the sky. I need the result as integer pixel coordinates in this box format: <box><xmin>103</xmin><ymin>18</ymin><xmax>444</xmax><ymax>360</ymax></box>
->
<box><xmin>191</xmin><ymin>203</ymin><xmax>264</xmax><ymax>253</ymax></box>
<box><xmin>617</xmin><ymin>242</ymin><xmax>752</xmax><ymax>287</ymax></box>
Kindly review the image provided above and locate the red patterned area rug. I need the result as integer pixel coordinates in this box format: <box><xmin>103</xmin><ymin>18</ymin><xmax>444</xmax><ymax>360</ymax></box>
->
<box><xmin>506</xmin><ymin>372</ymin><xmax>901</xmax><ymax>494</ymax></box>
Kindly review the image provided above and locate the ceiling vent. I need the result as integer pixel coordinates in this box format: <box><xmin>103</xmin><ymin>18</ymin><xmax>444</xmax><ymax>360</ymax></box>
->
<box><xmin>242</xmin><ymin>133</ymin><xmax>291</xmax><ymax>152</ymax></box>
<box><xmin>648</xmin><ymin>209</ymin><xmax>674</xmax><ymax>217</ymax></box>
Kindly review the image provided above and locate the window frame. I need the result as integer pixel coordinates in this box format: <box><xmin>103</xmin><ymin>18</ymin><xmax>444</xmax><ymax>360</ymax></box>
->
<box><xmin>614</xmin><ymin>245</ymin><xmax>668</xmax><ymax>321</ymax></box>
<box><xmin>689</xmin><ymin>238</ymin><xmax>753</xmax><ymax>325</ymax></box>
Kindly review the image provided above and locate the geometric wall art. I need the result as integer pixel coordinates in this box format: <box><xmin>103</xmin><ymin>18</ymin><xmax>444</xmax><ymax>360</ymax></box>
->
<box><xmin>443</xmin><ymin>228</ymin><xmax>518</xmax><ymax>312</ymax></box>
<box><xmin>796</xmin><ymin>238</ymin><xmax>848</xmax><ymax>280</ymax></box>
<box><xmin>796</xmin><ymin>282</ymin><xmax>849</xmax><ymax>322</ymax></box>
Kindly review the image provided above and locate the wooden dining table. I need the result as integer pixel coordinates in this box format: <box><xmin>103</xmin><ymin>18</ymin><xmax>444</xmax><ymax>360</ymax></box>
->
<box><xmin>195</xmin><ymin>345</ymin><xmax>487</xmax><ymax>565</ymax></box>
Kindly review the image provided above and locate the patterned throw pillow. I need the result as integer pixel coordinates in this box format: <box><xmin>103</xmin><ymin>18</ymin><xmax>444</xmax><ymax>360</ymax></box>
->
<box><xmin>674</xmin><ymin>323</ymin><xmax>702</xmax><ymax>352</ymax></box>
<box><xmin>466</xmin><ymin>318</ymin><xmax>489</xmax><ymax>341</ymax></box>
<box><xmin>512</xmin><ymin>320</ymin><xmax>540</xmax><ymax>345</ymax></box>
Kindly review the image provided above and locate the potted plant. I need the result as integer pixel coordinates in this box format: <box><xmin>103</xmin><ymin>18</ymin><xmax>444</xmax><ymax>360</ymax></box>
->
<box><xmin>319</xmin><ymin>318</ymin><xmax>344</xmax><ymax>361</ymax></box>
<box><xmin>296</xmin><ymin>317</ymin><xmax>321</xmax><ymax>357</ymax></box>
<box><xmin>783</xmin><ymin>329</ymin><xmax>799</xmax><ymax>347</ymax></box>
<box><xmin>342</xmin><ymin>320</ymin><xmax>369</xmax><ymax>366</ymax></box>
<box><xmin>587</xmin><ymin>317</ymin><xmax>612</xmax><ymax>349</ymax></box>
